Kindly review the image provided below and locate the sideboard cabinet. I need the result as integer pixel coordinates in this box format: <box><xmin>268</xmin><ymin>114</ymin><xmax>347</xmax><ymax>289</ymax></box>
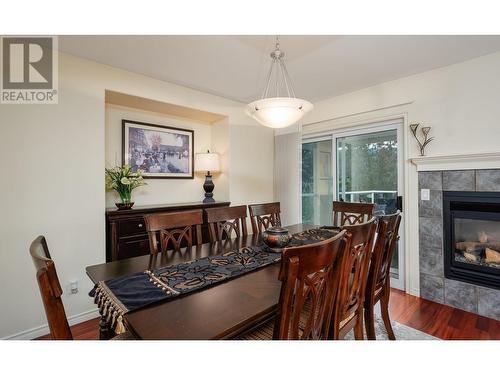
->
<box><xmin>105</xmin><ymin>201</ymin><xmax>230</xmax><ymax>262</ymax></box>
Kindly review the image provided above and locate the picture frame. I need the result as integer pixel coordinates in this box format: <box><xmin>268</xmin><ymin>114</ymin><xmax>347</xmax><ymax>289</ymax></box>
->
<box><xmin>122</xmin><ymin>119</ymin><xmax>194</xmax><ymax>179</ymax></box>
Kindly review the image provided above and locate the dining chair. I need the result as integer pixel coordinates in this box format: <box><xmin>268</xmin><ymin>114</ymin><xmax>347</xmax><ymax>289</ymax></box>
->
<box><xmin>238</xmin><ymin>230</ymin><xmax>349</xmax><ymax>340</ymax></box>
<box><xmin>205</xmin><ymin>205</ymin><xmax>248</xmax><ymax>242</ymax></box>
<box><xmin>364</xmin><ymin>211</ymin><xmax>402</xmax><ymax>340</ymax></box>
<box><xmin>30</xmin><ymin>235</ymin><xmax>134</xmax><ymax>340</ymax></box>
<box><xmin>248</xmin><ymin>202</ymin><xmax>282</xmax><ymax>234</ymax></box>
<box><xmin>330</xmin><ymin>218</ymin><xmax>377</xmax><ymax>339</ymax></box>
<box><xmin>144</xmin><ymin>209</ymin><xmax>203</xmax><ymax>254</ymax></box>
<box><xmin>332</xmin><ymin>201</ymin><xmax>375</xmax><ymax>226</ymax></box>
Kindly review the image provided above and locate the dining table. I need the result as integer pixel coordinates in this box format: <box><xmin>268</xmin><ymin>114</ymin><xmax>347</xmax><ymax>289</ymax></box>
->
<box><xmin>86</xmin><ymin>223</ymin><xmax>316</xmax><ymax>340</ymax></box>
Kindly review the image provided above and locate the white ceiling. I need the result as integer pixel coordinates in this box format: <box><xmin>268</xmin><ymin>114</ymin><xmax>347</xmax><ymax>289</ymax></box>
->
<box><xmin>59</xmin><ymin>35</ymin><xmax>500</xmax><ymax>103</ymax></box>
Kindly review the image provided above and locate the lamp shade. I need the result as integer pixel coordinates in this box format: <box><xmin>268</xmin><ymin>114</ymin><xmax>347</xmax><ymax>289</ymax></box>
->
<box><xmin>245</xmin><ymin>97</ymin><xmax>313</xmax><ymax>129</ymax></box>
<box><xmin>195</xmin><ymin>152</ymin><xmax>220</xmax><ymax>172</ymax></box>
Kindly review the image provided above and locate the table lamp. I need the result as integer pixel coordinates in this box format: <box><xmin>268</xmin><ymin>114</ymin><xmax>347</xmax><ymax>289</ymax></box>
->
<box><xmin>194</xmin><ymin>150</ymin><xmax>220</xmax><ymax>203</ymax></box>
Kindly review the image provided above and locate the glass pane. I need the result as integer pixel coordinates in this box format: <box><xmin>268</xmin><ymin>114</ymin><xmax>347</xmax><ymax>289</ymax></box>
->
<box><xmin>302</xmin><ymin>140</ymin><xmax>333</xmax><ymax>226</ymax></box>
<box><xmin>336</xmin><ymin>129</ymin><xmax>400</xmax><ymax>275</ymax></box>
<box><xmin>454</xmin><ymin>218</ymin><xmax>500</xmax><ymax>270</ymax></box>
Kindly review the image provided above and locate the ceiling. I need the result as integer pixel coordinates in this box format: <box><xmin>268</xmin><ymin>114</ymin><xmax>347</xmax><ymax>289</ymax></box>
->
<box><xmin>59</xmin><ymin>35</ymin><xmax>500</xmax><ymax>103</ymax></box>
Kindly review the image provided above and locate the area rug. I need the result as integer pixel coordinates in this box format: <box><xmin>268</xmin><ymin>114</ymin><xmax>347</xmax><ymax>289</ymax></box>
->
<box><xmin>345</xmin><ymin>316</ymin><xmax>437</xmax><ymax>340</ymax></box>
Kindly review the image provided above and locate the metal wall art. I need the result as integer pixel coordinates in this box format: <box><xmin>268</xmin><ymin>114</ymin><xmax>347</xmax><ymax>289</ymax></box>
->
<box><xmin>410</xmin><ymin>123</ymin><xmax>434</xmax><ymax>156</ymax></box>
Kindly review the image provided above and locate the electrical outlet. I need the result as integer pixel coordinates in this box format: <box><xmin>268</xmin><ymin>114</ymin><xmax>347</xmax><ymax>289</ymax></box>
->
<box><xmin>69</xmin><ymin>280</ymin><xmax>79</xmax><ymax>294</ymax></box>
<box><xmin>421</xmin><ymin>189</ymin><xmax>430</xmax><ymax>201</ymax></box>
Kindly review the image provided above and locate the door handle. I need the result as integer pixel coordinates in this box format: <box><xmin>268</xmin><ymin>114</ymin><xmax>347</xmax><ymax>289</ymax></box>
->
<box><xmin>397</xmin><ymin>196</ymin><xmax>403</xmax><ymax>212</ymax></box>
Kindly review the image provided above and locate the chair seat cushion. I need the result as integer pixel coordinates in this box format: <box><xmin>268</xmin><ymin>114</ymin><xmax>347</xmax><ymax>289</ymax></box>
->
<box><xmin>237</xmin><ymin>319</ymin><xmax>274</xmax><ymax>340</ymax></box>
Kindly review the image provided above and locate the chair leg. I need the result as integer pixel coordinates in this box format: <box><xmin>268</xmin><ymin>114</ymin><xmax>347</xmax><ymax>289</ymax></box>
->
<box><xmin>354</xmin><ymin>315</ymin><xmax>364</xmax><ymax>340</ymax></box>
<box><xmin>364</xmin><ymin>302</ymin><xmax>376</xmax><ymax>340</ymax></box>
<box><xmin>380</xmin><ymin>291</ymin><xmax>395</xmax><ymax>340</ymax></box>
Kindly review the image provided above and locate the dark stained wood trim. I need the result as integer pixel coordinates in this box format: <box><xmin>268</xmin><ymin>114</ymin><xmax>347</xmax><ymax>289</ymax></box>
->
<box><xmin>110</xmin><ymin>222</ymin><xmax>118</xmax><ymax>261</ymax></box>
<box><xmin>106</xmin><ymin>201</ymin><xmax>230</xmax><ymax>217</ymax></box>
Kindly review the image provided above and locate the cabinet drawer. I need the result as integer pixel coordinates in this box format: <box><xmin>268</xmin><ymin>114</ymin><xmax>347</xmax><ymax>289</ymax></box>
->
<box><xmin>117</xmin><ymin>237</ymin><xmax>150</xmax><ymax>260</ymax></box>
<box><xmin>118</xmin><ymin>218</ymin><xmax>147</xmax><ymax>236</ymax></box>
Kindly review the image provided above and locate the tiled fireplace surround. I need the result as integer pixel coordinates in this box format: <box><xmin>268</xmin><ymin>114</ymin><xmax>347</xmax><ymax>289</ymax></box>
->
<box><xmin>418</xmin><ymin>169</ymin><xmax>500</xmax><ymax>320</ymax></box>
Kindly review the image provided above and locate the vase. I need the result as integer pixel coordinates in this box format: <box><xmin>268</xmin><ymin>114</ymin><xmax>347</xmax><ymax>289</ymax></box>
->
<box><xmin>116</xmin><ymin>201</ymin><xmax>134</xmax><ymax>210</ymax></box>
<box><xmin>116</xmin><ymin>192</ymin><xmax>134</xmax><ymax>210</ymax></box>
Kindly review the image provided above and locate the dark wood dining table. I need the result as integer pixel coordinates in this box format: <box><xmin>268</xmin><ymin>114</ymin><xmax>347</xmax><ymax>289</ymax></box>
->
<box><xmin>86</xmin><ymin>223</ymin><xmax>314</xmax><ymax>339</ymax></box>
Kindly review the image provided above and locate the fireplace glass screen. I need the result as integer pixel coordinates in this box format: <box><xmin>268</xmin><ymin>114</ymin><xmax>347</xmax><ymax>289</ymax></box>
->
<box><xmin>454</xmin><ymin>217</ymin><xmax>500</xmax><ymax>269</ymax></box>
<box><xmin>444</xmin><ymin>191</ymin><xmax>500</xmax><ymax>290</ymax></box>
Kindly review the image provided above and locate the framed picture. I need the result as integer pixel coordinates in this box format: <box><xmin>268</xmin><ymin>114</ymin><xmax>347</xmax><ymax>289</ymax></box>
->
<box><xmin>122</xmin><ymin>119</ymin><xmax>194</xmax><ymax>179</ymax></box>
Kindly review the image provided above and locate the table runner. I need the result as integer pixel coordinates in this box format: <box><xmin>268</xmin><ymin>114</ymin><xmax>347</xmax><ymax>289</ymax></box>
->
<box><xmin>91</xmin><ymin>228</ymin><xmax>338</xmax><ymax>334</ymax></box>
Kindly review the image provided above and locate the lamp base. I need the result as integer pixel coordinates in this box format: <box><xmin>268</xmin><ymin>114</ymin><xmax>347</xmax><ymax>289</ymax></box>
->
<box><xmin>202</xmin><ymin>172</ymin><xmax>215</xmax><ymax>203</ymax></box>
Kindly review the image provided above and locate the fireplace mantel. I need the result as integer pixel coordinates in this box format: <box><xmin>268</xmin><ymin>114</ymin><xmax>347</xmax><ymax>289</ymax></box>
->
<box><xmin>411</xmin><ymin>152</ymin><xmax>500</xmax><ymax>172</ymax></box>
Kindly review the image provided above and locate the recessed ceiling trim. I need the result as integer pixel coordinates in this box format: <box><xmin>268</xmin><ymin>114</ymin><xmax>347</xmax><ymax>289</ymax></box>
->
<box><xmin>105</xmin><ymin>90</ymin><xmax>226</xmax><ymax>124</ymax></box>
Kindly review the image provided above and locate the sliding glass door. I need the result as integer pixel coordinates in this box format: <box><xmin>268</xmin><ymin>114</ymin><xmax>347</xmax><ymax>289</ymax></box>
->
<box><xmin>336</xmin><ymin>129</ymin><xmax>398</xmax><ymax>213</ymax></box>
<box><xmin>302</xmin><ymin>120</ymin><xmax>405</xmax><ymax>290</ymax></box>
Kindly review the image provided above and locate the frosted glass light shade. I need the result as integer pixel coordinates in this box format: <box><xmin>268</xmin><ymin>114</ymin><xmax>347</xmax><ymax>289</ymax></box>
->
<box><xmin>195</xmin><ymin>152</ymin><xmax>220</xmax><ymax>172</ymax></box>
<box><xmin>245</xmin><ymin>97</ymin><xmax>313</xmax><ymax>129</ymax></box>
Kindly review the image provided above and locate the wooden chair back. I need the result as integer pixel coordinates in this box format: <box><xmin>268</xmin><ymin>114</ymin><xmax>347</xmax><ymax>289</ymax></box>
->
<box><xmin>273</xmin><ymin>230</ymin><xmax>349</xmax><ymax>340</ymax></box>
<box><xmin>30</xmin><ymin>236</ymin><xmax>72</xmax><ymax>340</ymax></box>
<box><xmin>248</xmin><ymin>202</ymin><xmax>282</xmax><ymax>234</ymax></box>
<box><xmin>332</xmin><ymin>201</ymin><xmax>375</xmax><ymax>226</ymax></box>
<box><xmin>331</xmin><ymin>219</ymin><xmax>377</xmax><ymax>338</ymax></box>
<box><xmin>363</xmin><ymin>212</ymin><xmax>401</xmax><ymax>340</ymax></box>
<box><xmin>144</xmin><ymin>210</ymin><xmax>203</xmax><ymax>254</ymax></box>
<box><xmin>205</xmin><ymin>205</ymin><xmax>248</xmax><ymax>242</ymax></box>
<box><xmin>368</xmin><ymin>212</ymin><xmax>402</xmax><ymax>296</ymax></box>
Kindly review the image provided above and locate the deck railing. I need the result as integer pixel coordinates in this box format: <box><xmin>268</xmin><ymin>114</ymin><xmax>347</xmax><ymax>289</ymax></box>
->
<box><xmin>340</xmin><ymin>190</ymin><xmax>397</xmax><ymax>203</ymax></box>
<box><xmin>302</xmin><ymin>190</ymin><xmax>397</xmax><ymax>203</ymax></box>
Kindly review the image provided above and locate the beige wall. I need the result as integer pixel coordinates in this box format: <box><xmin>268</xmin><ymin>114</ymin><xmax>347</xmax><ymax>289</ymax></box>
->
<box><xmin>0</xmin><ymin>52</ymin><xmax>273</xmax><ymax>339</ymax></box>
<box><xmin>211</xmin><ymin>118</ymin><xmax>231</xmax><ymax>203</ymax></box>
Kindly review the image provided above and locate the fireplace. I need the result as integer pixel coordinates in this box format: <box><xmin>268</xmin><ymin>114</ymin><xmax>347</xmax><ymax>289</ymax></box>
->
<box><xmin>443</xmin><ymin>191</ymin><xmax>500</xmax><ymax>290</ymax></box>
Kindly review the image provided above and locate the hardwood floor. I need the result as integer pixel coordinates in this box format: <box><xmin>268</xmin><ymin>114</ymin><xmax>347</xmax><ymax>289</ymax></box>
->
<box><xmin>389</xmin><ymin>289</ymin><xmax>500</xmax><ymax>339</ymax></box>
<box><xmin>36</xmin><ymin>288</ymin><xmax>500</xmax><ymax>340</ymax></box>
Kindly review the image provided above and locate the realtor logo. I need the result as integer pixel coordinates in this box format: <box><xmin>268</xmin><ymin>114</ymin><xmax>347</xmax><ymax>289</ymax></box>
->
<box><xmin>1</xmin><ymin>36</ymin><xmax>58</xmax><ymax>104</ymax></box>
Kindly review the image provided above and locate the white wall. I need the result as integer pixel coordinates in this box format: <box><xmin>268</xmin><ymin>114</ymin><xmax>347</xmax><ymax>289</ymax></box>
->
<box><xmin>274</xmin><ymin>132</ymin><xmax>301</xmax><ymax>226</ymax></box>
<box><xmin>0</xmin><ymin>52</ymin><xmax>273</xmax><ymax>339</ymax></box>
<box><xmin>286</xmin><ymin>51</ymin><xmax>500</xmax><ymax>296</ymax></box>
<box><xmin>228</xmin><ymin>124</ymin><xmax>275</xmax><ymax>208</ymax></box>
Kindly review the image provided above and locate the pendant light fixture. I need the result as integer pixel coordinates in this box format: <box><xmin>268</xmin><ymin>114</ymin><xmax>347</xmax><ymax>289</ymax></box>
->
<box><xmin>245</xmin><ymin>36</ymin><xmax>313</xmax><ymax>129</ymax></box>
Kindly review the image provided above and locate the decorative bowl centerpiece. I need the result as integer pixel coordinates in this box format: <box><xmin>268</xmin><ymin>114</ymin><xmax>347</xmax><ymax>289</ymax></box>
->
<box><xmin>262</xmin><ymin>227</ymin><xmax>292</xmax><ymax>251</ymax></box>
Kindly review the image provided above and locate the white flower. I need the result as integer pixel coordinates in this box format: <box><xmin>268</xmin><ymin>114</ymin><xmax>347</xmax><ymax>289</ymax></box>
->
<box><xmin>120</xmin><ymin>177</ymin><xmax>131</xmax><ymax>185</ymax></box>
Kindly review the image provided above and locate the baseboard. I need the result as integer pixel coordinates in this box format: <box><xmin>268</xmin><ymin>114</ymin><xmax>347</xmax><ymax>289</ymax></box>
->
<box><xmin>409</xmin><ymin>286</ymin><xmax>420</xmax><ymax>297</ymax></box>
<box><xmin>2</xmin><ymin>309</ymin><xmax>100</xmax><ymax>340</ymax></box>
